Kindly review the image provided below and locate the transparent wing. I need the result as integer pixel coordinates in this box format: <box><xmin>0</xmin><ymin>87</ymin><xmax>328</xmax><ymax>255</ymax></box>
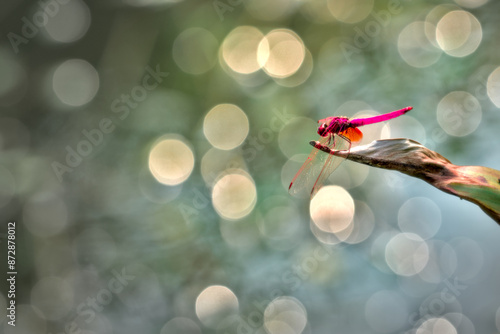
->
<box><xmin>309</xmin><ymin>134</ymin><xmax>351</xmax><ymax>198</ymax></box>
<box><xmin>289</xmin><ymin>134</ymin><xmax>351</xmax><ymax>199</ymax></box>
<box><xmin>288</xmin><ymin>135</ymin><xmax>331</xmax><ymax>199</ymax></box>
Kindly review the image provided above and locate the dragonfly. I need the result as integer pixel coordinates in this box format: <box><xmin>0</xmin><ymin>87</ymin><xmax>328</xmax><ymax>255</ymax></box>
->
<box><xmin>289</xmin><ymin>106</ymin><xmax>413</xmax><ymax>198</ymax></box>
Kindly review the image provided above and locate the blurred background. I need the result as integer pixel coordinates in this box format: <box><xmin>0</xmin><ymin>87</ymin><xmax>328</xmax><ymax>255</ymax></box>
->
<box><xmin>1</xmin><ymin>0</ymin><xmax>500</xmax><ymax>333</ymax></box>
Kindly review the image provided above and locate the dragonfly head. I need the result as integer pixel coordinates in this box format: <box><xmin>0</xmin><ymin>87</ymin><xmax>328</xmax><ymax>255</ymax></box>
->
<box><xmin>317</xmin><ymin>123</ymin><xmax>329</xmax><ymax>137</ymax></box>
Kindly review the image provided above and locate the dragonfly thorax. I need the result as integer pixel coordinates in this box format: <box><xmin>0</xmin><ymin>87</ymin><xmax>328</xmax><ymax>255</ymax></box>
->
<box><xmin>317</xmin><ymin>117</ymin><xmax>350</xmax><ymax>137</ymax></box>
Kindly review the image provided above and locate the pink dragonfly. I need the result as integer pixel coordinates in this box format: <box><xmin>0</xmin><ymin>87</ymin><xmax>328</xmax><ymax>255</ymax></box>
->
<box><xmin>289</xmin><ymin>106</ymin><xmax>413</xmax><ymax>198</ymax></box>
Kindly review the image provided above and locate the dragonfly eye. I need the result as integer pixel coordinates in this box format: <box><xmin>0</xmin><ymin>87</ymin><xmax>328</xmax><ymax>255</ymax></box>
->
<box><xmin>317</xmin><ymin>123</ymin><xmax>328</xmax><ymax>137</ymax></box>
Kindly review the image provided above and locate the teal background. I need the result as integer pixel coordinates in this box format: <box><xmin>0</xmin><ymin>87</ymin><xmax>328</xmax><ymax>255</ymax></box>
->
<box><xmin>1</xmin><ymin>0</ymin><xmax>500</xmax><ymax>333</ymax></box>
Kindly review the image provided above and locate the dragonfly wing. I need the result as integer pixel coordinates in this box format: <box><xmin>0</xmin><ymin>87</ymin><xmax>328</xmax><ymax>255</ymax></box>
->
<box><xmin>289</xmin><ymin>136</ymin><xmax>330</xmax><ymax>199</ymax></box>
<box><xmin>309</xmin><ymin>134</ymin><xmax>351</xmax><ymax>198</ymax></box>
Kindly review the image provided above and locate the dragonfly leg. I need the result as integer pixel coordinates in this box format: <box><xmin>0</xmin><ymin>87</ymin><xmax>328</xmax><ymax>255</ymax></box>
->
<box><xmin>309</xmin><ymin>135</ymin><xmax>352</xmax><ymax>155</ymax></box>
<box><xmin>336</xmin><ymin>134</ymin><xmax>352</xmax><ymax>152</ymax></box>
